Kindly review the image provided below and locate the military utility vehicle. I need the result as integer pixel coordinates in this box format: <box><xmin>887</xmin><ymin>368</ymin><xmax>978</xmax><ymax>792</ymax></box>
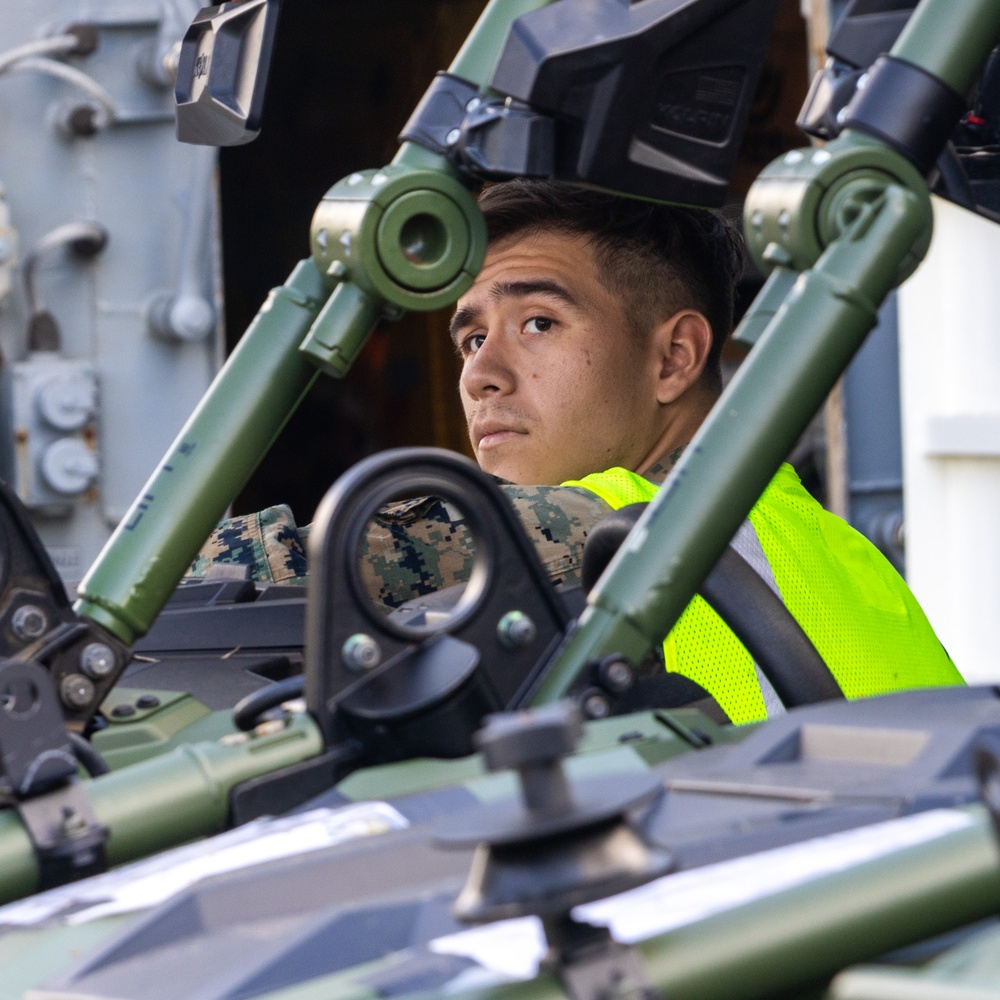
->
<box><xmin>1</xmin><ymin>1</ymin><xmax>1000</xmax><ymax>998</ymax></box>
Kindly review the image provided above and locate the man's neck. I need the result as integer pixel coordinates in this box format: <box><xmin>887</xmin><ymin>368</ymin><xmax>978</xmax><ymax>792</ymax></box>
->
<box><xmin>634</xmin><ymin>386</ymin><xmax>716</xmax><ymax>481</ymax></box>
<box><xmin>641</xmin><ymin>444</ymin><xmax>686</xmax><ymax>485</ymax></box>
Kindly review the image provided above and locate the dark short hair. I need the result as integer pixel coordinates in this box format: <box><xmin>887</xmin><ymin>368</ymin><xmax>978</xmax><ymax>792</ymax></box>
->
<box><xmin>477</xmin><ymin>179</ymin><xmax>745</xmax><ymax>394</ymax></box>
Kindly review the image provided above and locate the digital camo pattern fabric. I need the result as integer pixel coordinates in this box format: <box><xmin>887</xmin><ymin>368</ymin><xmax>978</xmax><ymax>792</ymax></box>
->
<box><xmin>190</xmin><ymin>504</ymin><xmax>309</xmax><ymax>585</ymax></box>
<box><xmin>188</xmin><ymin>480</ymin><xmax>622</xmax><ymax>607</ymax></box>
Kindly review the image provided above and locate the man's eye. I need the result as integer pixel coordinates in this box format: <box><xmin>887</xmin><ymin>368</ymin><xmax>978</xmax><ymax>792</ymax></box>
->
<box><xmin>524</xmin><ymin>316</ymin><xmax>553</xmax><ymax>333</ymax></box>
<box><xmin>462</xmin><ymin>333</ymin><xmax>487</xmax><ymax>355</ymax></box>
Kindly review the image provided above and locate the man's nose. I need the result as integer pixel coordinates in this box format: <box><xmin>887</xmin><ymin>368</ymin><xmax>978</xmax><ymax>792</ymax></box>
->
<box><xmin>460</xmin><ymin>332</ymin><xmax>515</xmax><ymax>398</ymax></box>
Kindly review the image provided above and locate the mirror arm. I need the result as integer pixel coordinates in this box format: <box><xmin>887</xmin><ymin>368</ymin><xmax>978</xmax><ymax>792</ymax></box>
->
<box><xmin>74</xmin><ymin>0</ymin><xmax>546</xmax><ymax>643</ymax></box>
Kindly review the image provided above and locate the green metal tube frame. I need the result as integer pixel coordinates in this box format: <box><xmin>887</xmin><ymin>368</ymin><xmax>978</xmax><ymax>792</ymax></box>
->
<box><xmin>531</xmin><ymin>175</ymin><xmax>928</xmax><ymax>703</ymax></box>
<box><xmin>76</xmin><ymin>260</ymin><xmax>329</xmax><ymax>643</ymax></box>
<box><xmin>529</xmin><ymin>0</ymin><xmax>1000</xmax><ymax>703</ymax></box>
<box><xmin>74</xmin><ymin>0</ymin><xmax>553</xmax><ymax>645</ymax></box>
<box><xmin>431</xmin><ymin>806</ymin><xmax>1000</xmax><ymax>1000</ymax></box>
<box><xmin>0</xmin><ymin>713</ymin><xmax>324</xmax><ymax>905</ymax></box>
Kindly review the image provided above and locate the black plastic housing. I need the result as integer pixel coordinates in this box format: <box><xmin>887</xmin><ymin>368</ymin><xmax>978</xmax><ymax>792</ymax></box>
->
<box><xmin>175</xmin><ymin>0</ymin><xmax>282</xmax><ymax>146</ymax></box>
<box><xmin>304</xmin><ymin>449</ymin><xmax>570</xmax><ymax>754</ymax></box>
<box><xmin>826</xmin><ymin>0</ymin><xmax>916</xmax><ymax>70</ymax></box>
<box><xmin>796</xmin><ymin>0</ymin><xmax>916</xmax><ymax>143</ymax></box>
<box><xmin>490</xmin><ymin>0</ymin><xmax>780</xmax><ymax>207</ymax></box>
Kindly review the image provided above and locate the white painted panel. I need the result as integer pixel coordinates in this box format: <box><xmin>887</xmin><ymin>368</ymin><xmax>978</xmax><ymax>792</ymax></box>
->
<box><xmin>899</xmin><ymin>195</ymin><xmax>1000</xmax><ymax>682</ymax></box>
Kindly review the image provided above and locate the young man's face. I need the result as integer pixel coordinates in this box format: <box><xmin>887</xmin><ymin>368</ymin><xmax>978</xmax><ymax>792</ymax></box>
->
<box><xmin>451</xmin><ymin>230</ymin><xmax>666</xmax><ymax>485</ymax></box>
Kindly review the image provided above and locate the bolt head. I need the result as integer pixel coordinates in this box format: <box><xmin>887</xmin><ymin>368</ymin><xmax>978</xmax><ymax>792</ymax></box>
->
<box><xmin>497</xmin><ymin>611</ymin><xmax>536</xmax><ymax>650</ymax></box>
<box><xmin>342</xmin><ymin>633</ymin><xmax>381</xmax><ymax>671</ymax></box>
<box><xmin>581</xmin><ymin>689</ymin><xmax>611</xmax><ymax>720</ymax></box>
<box><xmin>599</xmin><ymin>657</ymin><xmax>634</xmax><ymax>692</ymax></box>
<box><xmin>80</xmin><ymin>642</ymin><xmax>116</xmax><ymax>679</ymax></box>
<box><xmin>11</xmin><ymin>605</ymin><xmax>47</xmax><ymax>641</ymax></box>
<box><xmin>61</xmin><ymin>810</ymin><xmax>90</xmax><ymax>839</ymax></box>
<box><xmin>60</xmin><ymin>673</ymin><xmax>96</xmax><ymax>710</ymax></box>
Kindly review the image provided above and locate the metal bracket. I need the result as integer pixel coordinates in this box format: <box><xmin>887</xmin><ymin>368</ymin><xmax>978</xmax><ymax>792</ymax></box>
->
<box><xmin>305</xmin><ymin>449</ymin><xmax>570</xmax><ymax>752</ymax></box>
<box><xmin>0</xmin><ymin>658</ymin><xmax>108</xmax><ymax>890</ymax></box>
<box><xmin>16</xmin><ymin>780</ymin><xmax>108</xmax><ymax>891</ymax></box>
<box><xmin>0</xmin><ymin>659</ymin><xmax>77</xmax><ymax>795</ymax></box>
<box><xmin>0</xmin><ymin>475</ymin><xmax>131</xmax><ymax>728</ymax></box>
<box><xmin>399</xmin><ymin>73</ymin><xmax>482</xmax><ymax>156</ymax></box>
<box><xmin>551</xmin><ymin>917</ymin><xmax>662</xmax><ymax>1000</ymax></box>
<box><xmin>399</xmin><ymin>71</ymin><xmax>555</xmax><ymax>180</ymax></box>
<box><xmin>456</xmin><ymin>98</ymin><xmax>554</xmax><ymax>179</ymax></box>
<box><xmin>974</xmin><ymin>732</ymin><xmax>1000</xmax><ymax>842</ymax></box>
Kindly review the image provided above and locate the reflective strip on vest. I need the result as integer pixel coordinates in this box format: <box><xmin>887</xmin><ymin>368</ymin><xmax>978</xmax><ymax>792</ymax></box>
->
<box><xmin>729</xmin><ymin>519</ymin><xmax>786</xmax><ymax>718</ymax></box>
<box><xmin>563</xmin><ymin>464</ymin><xmax>962</xmax><ymax>725</ymax></box>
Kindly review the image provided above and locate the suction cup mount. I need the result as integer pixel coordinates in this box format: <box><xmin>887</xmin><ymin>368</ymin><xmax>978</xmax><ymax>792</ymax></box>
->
<box><xmin>438</xmin><ymin>702</ymin><xmax>670</xmax><ymax>1000</ymax></box>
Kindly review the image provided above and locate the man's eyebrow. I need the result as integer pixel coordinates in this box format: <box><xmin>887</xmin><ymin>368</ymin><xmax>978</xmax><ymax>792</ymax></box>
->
<box><xmin>449</xmin><ymin>279</ymin><xmax>578</xmax><ymax>344</ymax></box>
<box><xmin>449</xmin><ymin>305</ymin><xmax>478</xmax><ymax>344</ymax></box>
<box><xmin>492</xmin><ymin>278</ymin><xmax>578</xmax><ymax>307</ymax></box>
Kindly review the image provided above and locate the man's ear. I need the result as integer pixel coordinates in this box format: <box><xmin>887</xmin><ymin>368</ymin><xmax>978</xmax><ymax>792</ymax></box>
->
<box><xmin>652</xmin><ymin>310</ymin><xmax>713</xmax><ymax>404</ymax></box>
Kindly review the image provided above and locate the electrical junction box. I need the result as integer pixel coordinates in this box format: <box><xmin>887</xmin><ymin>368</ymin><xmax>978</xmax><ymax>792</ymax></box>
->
<box><xmin>10</xmin><ymin>354</ymin><xmax>99</xmax><ymax>521</ymax></box>
<box><xmin>0</xmin><ymin>1</ymin><xmax>223</xmax><ymax>582</ymax></box>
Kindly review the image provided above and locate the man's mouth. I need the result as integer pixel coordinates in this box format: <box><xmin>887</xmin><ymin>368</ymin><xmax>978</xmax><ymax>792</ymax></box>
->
<box><xmin>474</xmin><ymin>421</ymin><xmax>526</xmax><ymax>450</ymax></box>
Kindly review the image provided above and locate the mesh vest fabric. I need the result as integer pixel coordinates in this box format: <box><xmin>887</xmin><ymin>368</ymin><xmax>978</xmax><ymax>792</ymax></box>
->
<box><xmin>563</xmin><ymin>464</ymin><xmax>962</xmax><ymax>724</ymax></box>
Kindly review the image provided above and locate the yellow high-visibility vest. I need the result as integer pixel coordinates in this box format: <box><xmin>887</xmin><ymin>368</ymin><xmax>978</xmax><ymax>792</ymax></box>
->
<box><xmin>563</xmin><ymin>463</ymin><xmax>962</xmax><ymax>723</ymax></box>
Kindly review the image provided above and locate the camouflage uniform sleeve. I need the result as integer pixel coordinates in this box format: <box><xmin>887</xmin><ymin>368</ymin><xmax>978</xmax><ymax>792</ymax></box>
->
<box><xmin>356</xmin><ymin>484</ymin><xmax>612</xmax><ymax>608</ymax></box>
<box><xmin>188</xmin><ymin>504</ymin><xmax>309</xmax><ymax>585</ymax></box>
<box><xmin>356</xmin><ymin>496</ymin><xmax>477</xmax><ymax>608</ymax></box>
<box><xmin>191</xmin><ymin>484</ymin><xmax>613</xmax><ymax>606</ymax></box>
<box><xmin>500</xmin><ymin>483</ymin><xmax>613</xmax><ymax>590</ymax></box>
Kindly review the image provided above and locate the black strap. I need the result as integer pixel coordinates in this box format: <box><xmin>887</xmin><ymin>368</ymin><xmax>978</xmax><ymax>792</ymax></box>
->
<box><xmin>843</xmin><ymin>55</ymin><xmax>967</xmax><ymax>175</ymax></box>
